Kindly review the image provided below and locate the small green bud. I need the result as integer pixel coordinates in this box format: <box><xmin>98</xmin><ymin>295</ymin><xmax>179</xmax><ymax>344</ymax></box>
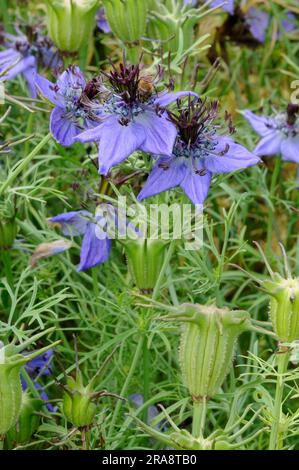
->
<box><xmin>124</xmin><ymin>238</ymin><xmax>169</xmax><ymax>291</ymax></box>
<box><xmin>176</xmin><ymin>304</ymin><xmax>251</xmax><ymax>400</ymax></box>
<box><xmin>0</xmin><ymin>329</ymin><xmax>59</xmax><ymax>437</ymax></box>
<box><xmin>5</xmin><ymin>393</ymin><xmax>43</xmax><ymax>447</ymax></box>
<box><xmin>62</xmin><ymin>371</ymin><xmax>97</xmax><ymax>428</ymax></box>
<box><xmin>45</xmin><ymin>0</ymin><xmax>101</xmax><ymax>52</ymax></box>
<box><xmin>103</xmin><ymin>0</ymin><xmax>148</xmax><ymax>43</ymax></box>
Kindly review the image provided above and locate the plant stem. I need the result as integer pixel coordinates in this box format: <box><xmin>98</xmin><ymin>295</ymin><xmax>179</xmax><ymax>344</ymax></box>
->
<box><xmin>142</xmin><ymin>331</ymin><xmax>150</xmax><ymax>423</ymax></box>
<box><xmin>192</xmin><ymin>397</ymin><xmax>207</xmax><ymax>439</ymax></box>
<box><xmin>269</xmin><ymin>351</ymin><xmax>289</xmax><ymax>450</ymax></box>
<box><xmin>107</xmin><ymin>335</ymin><xmax>143</xmax><ymax>442</ymax></box>
<box><xmin>0</xmin><ymin>437</ymin><xmax>4</xmax><ymax>450</ymax></box>
<box><xmin>266</xmin><ymin>155</ymin><xmax>281</xmax><ymax>255</ymax></box>
<box><xmin>0</xmin><ymin>132</ymin><xmax>52</xmax><ymax>197</ymax></box>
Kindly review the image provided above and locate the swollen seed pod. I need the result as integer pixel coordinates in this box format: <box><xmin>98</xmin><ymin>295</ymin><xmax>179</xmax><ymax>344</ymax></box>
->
<box><xmin>123</xmin><ymin>238</ymin><xmax>169</xmax><ymax>291</ymax></box>
<box><xmin>6</xmin><ymin>393</ymin><xmax>42</xmax><ymax>447</ymax></box>
<box><xmin>44</xmin><ymin>0</ymin><xmax>101</xmax><ymax>52</ymax></box>
<box><xmin>159</xmin><ymin>303</ymin><xmax>251</xmax><ymax>401</ymax></box>
<box><xmin>62</xmin><ymin>372</ymin><xmax>97</xmax><ymax>428</ymax></box>
<box><xmin>103</xmin><ymin>0</ymin><xmax>148</xmax><ymax>43</ymax></box>
<box><xmin>0</xmin><ymin>330</ymin><xmax>59</xmax><ymax>437</ymax></box>
<box><xmin>179</xmin><ymin>305</ymin><xmax>251</xmax><ymax>400</ymax></box>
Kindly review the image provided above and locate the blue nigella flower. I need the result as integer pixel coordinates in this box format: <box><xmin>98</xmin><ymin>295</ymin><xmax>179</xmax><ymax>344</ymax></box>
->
<box><xmin>35</xmin><ymin>65</ymin><xmax>102</xmax><ymax>146</ymax></box>
<box><xmin>0</xmin><ymin>26</ymin><xmax>61</xmax><ymax>97</ymax></box>
<box><xmin>75</xmin><ymin>59</ymin><xmax>196</xmax><ymax>175</ymax></box>
<box><xmin>21</xmin><ymin>349</ymin><xmax>55</xmax><ymax>412</ymax></box>
<box><xmin>243</xmin><ymin>104</ymin><xmax>299</xmax><ymax>163</ymax></box>
<box><xmin>138</xmin><ymin>97</ymin><xmax>260</xmax><ymax>205</ymax></box>
<box><xmin>49</xmin><ymin>205</ymin><xmax>117</xmax><ymax>271</ymax></box>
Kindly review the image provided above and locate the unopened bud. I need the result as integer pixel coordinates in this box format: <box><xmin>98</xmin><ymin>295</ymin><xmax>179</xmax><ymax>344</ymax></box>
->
<box><xmin>124</xmin><ymin>238</ymin><xmax>169</xmax><ymax>291</ymax></box>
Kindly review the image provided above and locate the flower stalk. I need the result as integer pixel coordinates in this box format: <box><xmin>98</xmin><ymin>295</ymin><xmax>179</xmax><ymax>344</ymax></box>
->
<box><xmin>269</xmin><ymin>349</ymin><xmax>289</xmax><ymax>450</ymax></box>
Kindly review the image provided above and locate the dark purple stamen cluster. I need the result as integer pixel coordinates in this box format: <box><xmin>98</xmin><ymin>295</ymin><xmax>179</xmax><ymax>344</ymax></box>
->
<box><xmin>168</xmin><ymin>97</ymin><xmax>219</xmax><ymax>146</ymax></box>
<box><xmin>106</xmin><ymin>61</ymin><xmax>141</xmax><ymax>105</ymax></box>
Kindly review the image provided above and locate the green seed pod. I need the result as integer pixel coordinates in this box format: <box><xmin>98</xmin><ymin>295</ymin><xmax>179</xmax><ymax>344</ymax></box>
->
<box><xmin>179</xmin><ymin>304</ymin><xmax>251</xmax><ymax>400</ymax></box>
<box><xmin>62</xmin><ymin>371</ymin><xmax>97</xmax><ymax>428</ymax></box>
<box><xmin>44</xmin><ymin>0</ymin><xmax>101</xmax><ymax>52</ymax></box>
<box><xmin>0</xmin><ymin>329</ymin><xmax>59</xmax><ymax>438</ymax></box>
<box><xmin>5</xmin><ymin>393</ymin><xmax>43</xmax><ymax>447</ymax></box>
<box><xmin>103</xmin><ymin>0</ymin><xmax>148</xmax><ymax>43</ymax></box>
<box><xmin>0</xmin><ymin>349</ymin><xmax>22</xmax><ymax>436</ymax></box>
<box><xmin>158</xmin><ymin>303</ymin><xmax>251</xmax><ymax>401</ymax></box>
<box><xmin>0</xmin><ymin>217</ymin><xmax>17</xmax><ymax>250</ymax></box>
<box><xmin>123</xmin><ymin>238</ymin><xmax>169</xmax><ymax>291</ymax></box>
<box><xmin>256</xmin><ymin>243</ymin><xmax>299</xmax><ymax>343</ymax></box>
<box><xmin>263</xmin><ymin>275</ymin><xmax>299</xmax><ymax>342</ymax></box>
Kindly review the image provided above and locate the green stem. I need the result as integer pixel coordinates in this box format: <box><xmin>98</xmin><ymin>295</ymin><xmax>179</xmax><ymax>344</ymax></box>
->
<box><xmin>0</xmin><ymin>437</ymin><xmax>4</xmax><ymax>450</ymax></box>
<box><xmin>0</xmin><ymin>133</ymin><xmax>52</xmax><ymax>197</ymax></box>
<box><xmin>142</xmin><ymin>241</ymin><xmax>176</xmax><ymax>420</ymax></box>
<box><xmin>266</xmin><ymin>155</ymin><xmax>281</xmax><ymax>255</ymax></box>
<box><xmin>269</xmin><ymin>351</ymin><xmax>289</xmax><ymax>450</ymax></box>
<box><xmin>142</xmin><ymin>332</ymin><xmax>150</xmax><ymax>423</ymax></box>
<box><xmin>192</xmin><ymin>397</ymin><xmax>207</xmax><ymax>439</ymax></box>
<box><xmin>107</xmin><ymin>335</ymin><xmax>143</xmax><ymax>442</ymax></box>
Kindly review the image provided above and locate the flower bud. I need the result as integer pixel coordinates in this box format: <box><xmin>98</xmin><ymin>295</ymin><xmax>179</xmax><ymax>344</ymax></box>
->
<box><xmin>45</xmin><ymin>0</ymin><xmax>101</xmax><ymax>52</ymax></box>
<box><xmin>103</xmin><ymin>0</ymin><xmax>148</xmax><ymax>43</ymax></box>
<box><xmin>123</xmin><ymin>238</ymin><xmax>169</xmax><ymax>291</ymax></box>
<box><xmin>5</xmin><ymin>393</ymin><xmax>42</xmax><ymax>447</ymax></box>
<box><xmin>0</xmin><ymin>329</ymin><xmax>59</xmax><ymax>437</ymax></box>
<box><xmin>62</xmin><ymin>371</ymin><xmax>97</xmax><ymax>428</ymax></box>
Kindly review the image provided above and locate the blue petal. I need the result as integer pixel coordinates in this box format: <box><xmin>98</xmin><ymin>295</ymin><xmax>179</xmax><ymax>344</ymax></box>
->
<box><xmin>77</xmin><ymin>115</ymin><xmax>146</xmax><ymax>174</ymax></box>
<box><xmin>23</xmin><ymin>66</ymin><xmax>38</xmax><ymax>98</ymax></box>
<box><xmin>254</xmin><ymin>132</ymin><xmax>283</xmax><ymax>157</ymax></box>
<box><xmin>35</xmin><ymin>74</ymin><xmax>62</xmax><ymax>106</ymax></box>
<box><xmin>50</xmin><ymin>210</ymin><xmax>92</xmax><ymax>236</ymax></box>
<box><xmin>281</xmin><ymin>136</ymin><xmax>299</xmax><ymax>163</ymax></box>
<box><xmin>203</xmin><ymin>136</ymin><xmax>260</xmax><ymax>174</ymax></box>
<box><xmin>245</xmin><ymin>7</ymin><xmax>269</xmax><ymax>43</ymax></box>
<box><xmin>24</xmin><ymin>349</ymin><xmax>53</xmax><ymax>377</ymax></box>
<box><xmin>57</xmin><ymin>66</ymin><xmax>86</xmax><ymax>94</ymax></box>
<box><xmin>50</xmin><ymin>106</ymin><xmax>82</xmax><ymax>147</ymax></box>
<box><xmin>77</xmin><ymin>223</ymin><xmax>111</xmax><ymax>271</ymax></box>
<box><xmin>243</xmin><ymin>110</ymin><xmax>276</xmax><ymax>137</ymax></box>
<box><xmin>137</xmin><ymin>110</ymin><xmax>177</xmax><ymax>157</ymax></box>
<box><xmin>154</xmin><ymin>91</ymin><xmax>198</xmax><ymax>108</ymax></box>
<box><xmin>138</xmin><ymin>156</ymin><xmax>187</xmax><ymax>201</ymax></box>
<box><xmin>210</xmin><ymin>0</ymin><xmax>234</xmax><ymax>14</ymax></box>
<box><xmin>180</xmin><ymin>161</ymin><xmax>212</xmax><ymax>205</ymax></box>
<box><xmin>0</xmin><ymin>55</ymin><xmax>36</xmax><ymax>80</ymax></box>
